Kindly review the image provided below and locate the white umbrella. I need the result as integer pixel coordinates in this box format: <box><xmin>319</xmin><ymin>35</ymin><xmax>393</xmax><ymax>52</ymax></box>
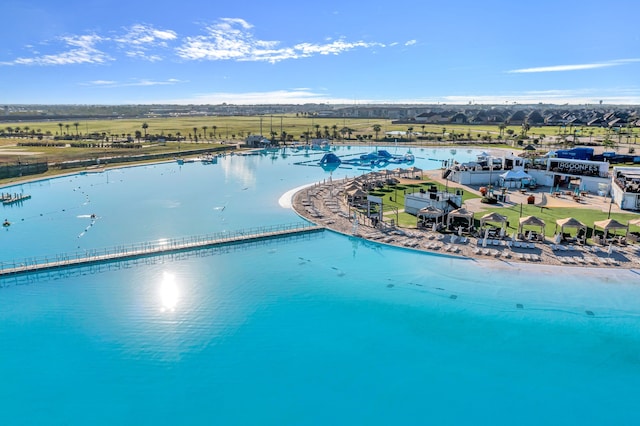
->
<box><xmin>482</xmin><ymin>228</ymin><xmax>489</xmax><ymax>247</ymax></box>
<box><xmin>432</xmin><ymin>222</ymin><xmax>437</xmax><ymax>232</ymax></box>
<box><xmin>554</xmin><ymin>233</ymin><xmax>562</xmax><ymax>244</ymax></box>
<box><xmin>607</xmin><ymin>243</ymin><xmax>613</xmax><ymax>257</ymax></box>
<box><xmin>458</xmin><ymin>226</ymin><xmax>463</xmax><ymax>236</ymax></box>
<box><xmin>499</xmin><ymin>228</ymin><xmax>505</xmax><ymax>238</ymax></box>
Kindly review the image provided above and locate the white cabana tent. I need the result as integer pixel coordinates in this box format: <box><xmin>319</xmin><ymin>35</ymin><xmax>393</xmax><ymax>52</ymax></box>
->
<box><xmin>479</xmin><ymin>212</ymin><xmax>507</xmax><ymax>230</ymax></box>
<box><xmin>499</xmin><ymin>169</ymin><xmax>532</xmax><ymax>188</ymax></box>
<box><xmin>417</xmin><ymin>206</ymin><xmax>445</xmax><ymax>229</ymax></box>
<box><xmin>627</xmin><ymin>218</ymin><xmax>640</xmax><ymax>242</ymax></box>
<box><xmin>405</xmin><ymin>166</ymin><xmax>423</xmax><ymax>178</ymax></box>
<box><xmin>447</xmin><ymin>207</ymin><xmax>474</xmax><ymax>233</ymax></box>
<box><xmin>555</xmin><ymin>217</ymin><xmax>587</xmax><ymax>242</ymax></box>
<box><xmin>518</xmin><ymin>216</ymin><xmax>546</xmax><ymax>241</ymax></box>
<box><xmin>593</xmin><ymin>218</ymin><xmax>628</xmax><ymax>243</ymax></box>
<box><xmin>345</xmin><ymin>188</ymin><xmax>367</xmax><ymax>205</ymax></box>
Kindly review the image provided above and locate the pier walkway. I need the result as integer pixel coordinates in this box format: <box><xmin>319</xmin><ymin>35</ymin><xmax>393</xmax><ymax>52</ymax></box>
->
<box><xmin>0</xmin><ymin>223</ymin><xmax>324</xmax><ymax>277</ymax></box>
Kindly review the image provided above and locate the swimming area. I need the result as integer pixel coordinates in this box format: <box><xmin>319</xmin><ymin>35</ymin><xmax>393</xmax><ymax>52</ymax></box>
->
<box><xmin>1</xmin><ymin>146</ymin><xmax>640</xmax><ymax>425</ymax></box>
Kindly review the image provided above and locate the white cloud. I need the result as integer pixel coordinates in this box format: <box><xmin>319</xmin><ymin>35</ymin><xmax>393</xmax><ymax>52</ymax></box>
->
<box><xmin>176</xmin><ymin>18</ymin><xmax>386</xmax><ymax>63</ymax></box>
<box><xmin>115</xmin><ymin>24</ymin><xmax>178</xmax><ymax>46</ymax></box>
<box><xmin>81</xmin><ymin>78</ymin><xmax>184</xmax><ymax>87</ymax></box>
<box><xmin>508</xmin><ymin>59</ymin><xmax>640</xmax><ymax>73</ymax></box>
<box><xmin>405</xmin><ymin>40</ymin><xmax>417</xmax><ymax>46</ymax></box>
<box><xmin>2</xmin><ymin>19</ymin><xmax>404</xmax><ymax>66</ymax></box>
<box><xmin>114</xmin><ymin>24</ymin><xmax>177</xmax><ymax>61</ymax></box>
<box><xmin>12</xmin><ymin>34</ymin><xmax>111</xmax><ymax>65</ymax></box>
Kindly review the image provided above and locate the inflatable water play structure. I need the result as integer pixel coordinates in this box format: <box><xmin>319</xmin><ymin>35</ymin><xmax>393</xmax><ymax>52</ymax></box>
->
<box><xmin>319</xmin><ymin>150</ymin><xmax>415</xmax><ymax>169</ymax></box>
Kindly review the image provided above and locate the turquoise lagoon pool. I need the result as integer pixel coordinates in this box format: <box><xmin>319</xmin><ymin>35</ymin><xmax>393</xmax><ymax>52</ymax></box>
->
<box><xmin>1</xmin><ymin>147</ymin><xmax>640</xmax><ymax>425</ymax></box>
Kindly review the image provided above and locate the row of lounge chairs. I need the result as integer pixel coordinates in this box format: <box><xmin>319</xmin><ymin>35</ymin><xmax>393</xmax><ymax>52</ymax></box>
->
<box><xmin>478</xmin><ymin>239</ymin><xmax>536</xmax><ymax>249</ymax></box>
<box><xmin>557</xmin><ymin>255</ymin><xmax>619</xmax><ymax>266</ymax></box>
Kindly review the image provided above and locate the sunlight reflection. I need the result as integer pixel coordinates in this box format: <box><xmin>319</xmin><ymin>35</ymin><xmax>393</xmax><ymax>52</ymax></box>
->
<box><xmin>160</xmin><ymin>271</ymin><xmax>179</xmax><ymax>312</ymax></box>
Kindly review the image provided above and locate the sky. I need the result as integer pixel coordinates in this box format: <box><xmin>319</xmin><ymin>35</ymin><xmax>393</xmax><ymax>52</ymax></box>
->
<box><xmin>1</xmin><ymin>0</ymin><xmax>639</xmax><ymax>105</ymax></box>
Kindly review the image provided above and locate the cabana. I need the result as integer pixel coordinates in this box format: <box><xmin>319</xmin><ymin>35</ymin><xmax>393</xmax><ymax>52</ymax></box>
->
<box><xmin>554</xmin><ymin>217</ymin><xmax>587</xmax><ymax>243</ymax></box>
<box><xmin>627</xmin><ymin>218</ymin><xmax>640</xmax><ymax>243</ymax></box>
<box><xmin>345</xmin><ymin>188</ymin><xmax>367</xmax><ymax>206</ymax></box>
<box><xmin>405</xmin><ymin>166</ymin><xmax>423</xmax><ymax>179</ymax></box>
<box><xmin>479</xmin><ymin>212</ymin><xmax>507</xmax><ymax>238</ymax></box>
<box><xmin>447</xmin><ymin>207</ymin><xmax>474</xmax><ymax>233</ymax></box>
<box><xmin>593</xmin><ymin>218</ymin><xmax>628</xmax><ymax>244</ymax></box>
<box><xmin>479</xmin><ymin>212</ymin><xmax>507</xmax><ymax>229</ymax></box>
<box><xmin>518</xmin><ymin>216</ymin><xmax>546</xmax><ymax>241</ymax></box>
<box><xmin>417</xmin><ymin>206</ymin><xmax>445</xmax><ymax>230</ymax></box>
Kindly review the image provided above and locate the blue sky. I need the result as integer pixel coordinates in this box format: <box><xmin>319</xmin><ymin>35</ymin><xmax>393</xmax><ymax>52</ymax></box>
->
<box><xmin>2</xmin><ymin>0</ymin><xmax>639</xmax><ymax>105</ymax></box>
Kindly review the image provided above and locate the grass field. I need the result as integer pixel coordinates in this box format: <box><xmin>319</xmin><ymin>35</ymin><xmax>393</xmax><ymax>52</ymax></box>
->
<box><xmin>1</xmin><ymin>114</ymin><xmax>627</xmax><ymax>143</ymax></box>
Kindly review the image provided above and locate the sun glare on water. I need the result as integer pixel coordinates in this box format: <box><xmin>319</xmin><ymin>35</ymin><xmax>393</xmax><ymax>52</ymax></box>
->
<box><xmin>159</xmin><ymin>271</ymin><xmax>179</xmax><ymax>312</ymax></box>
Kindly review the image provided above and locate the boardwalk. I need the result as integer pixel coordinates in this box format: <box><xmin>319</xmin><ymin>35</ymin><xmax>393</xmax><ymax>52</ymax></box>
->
<box><xmin>0</xmin><ymin>223</ymin><xmax>324</xmax><ymax>277</ymax></box>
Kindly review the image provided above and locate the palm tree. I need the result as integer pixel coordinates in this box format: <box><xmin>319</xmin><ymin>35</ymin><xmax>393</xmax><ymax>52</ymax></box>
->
<box><xmin>142</xmin><ymin>122</ymin><xmax>149</xmax><ymax>140</ymax></box>
<box><xmin>373</xmin><ymin>124</ymin><xmax>381</xmax><ymax>141</ymax></box>
<box><xmin>58</xmin><ymin>123</ymin><xmax>63</xmax><ymax>136</ymax></box>
<box><xmin>135</xmin><ymin>130</ymin><xmax>142</xmax><ymax>142</ymax></box>
<box><xmin>407</xmin><ymin>127</ymin><xmax>414</xmax><ymax>142</ymax></box>
<box><xmin>314</xmin><ymin>124</ymin><xmax>321</xmax><ymax>138</ymax></box>
<box><xmin>73</xmin><ymin>122</ymin><xmax>80</xmax><ymax>139</ymax></box>
<box><xmin>193</xmin><ymin>127</ymin><xmax>198</xmax><ymax>142</ymax></box>
<box><xmin>331</xmin><ymin>125</ymin><xmax>338</xmax><ymax>140</ymax></box>
<box><xmin>421</xmin><ymin>125</ymin><xmax>425</xmax><ymax>137</ymax></box>
<box><xmin>323</xmin><ymin>125</ymin><xmax>330</xmax><ymax>138</ymax></box>
<box><xmin>65</xmin><ymin>124</ymin><xmax>70</xmax><ymax>135</ymax></box>
<box><xmin>212</xmin><ymin>126</ymin><xmax>218</xmax><ymax>139</ymax></box>
<box><xmin>202</xmin><ymin>126</ymin><xmax>208</xmax><ymax>142</ymax></box>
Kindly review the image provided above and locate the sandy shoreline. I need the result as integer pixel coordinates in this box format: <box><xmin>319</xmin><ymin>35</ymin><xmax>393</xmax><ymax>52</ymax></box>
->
<box><xmin>290</xmin><ymin>173</ymin><xmax>640</xmax><ymax>272</ymax></box>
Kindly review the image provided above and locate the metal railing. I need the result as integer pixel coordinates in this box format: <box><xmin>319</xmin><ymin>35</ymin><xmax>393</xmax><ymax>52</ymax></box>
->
<box><xmin>0</xmin><ymin>222</ymin><xmax>323</xmax><ymax>276</ymax></box>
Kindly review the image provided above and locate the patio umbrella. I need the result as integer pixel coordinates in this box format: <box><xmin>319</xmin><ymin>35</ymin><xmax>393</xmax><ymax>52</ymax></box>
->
<box><xmin>482</xmin><ymin>228</ymin><xmax>489</xmax><ymax>247</ymax></box>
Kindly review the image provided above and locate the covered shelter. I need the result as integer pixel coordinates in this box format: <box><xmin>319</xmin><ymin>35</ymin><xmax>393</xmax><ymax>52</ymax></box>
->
<box><xmin>447</xmin><ymin>207</ymin><xmax>474</xmax><ymax>233</ymax></box>
<box><xmin>479</xmin><ymin>212</ymin><xmax>507</xmax><ymax>229</ymax></box>
<box><xmin>345</xmin><ymin>188</ymin><xmax>367</xmax><ymax>206</ymax></box>
<box><xmin>518</xmin><ymin>215</ymin><xmax>546</xmax><ymax>241</ymax></box>
<box><xmin>479</xmin><ymin>212</ymin><xmax>507</xmax><ymax>238</ymax></box>
<box><xmin>592</xmin><ymin>218</ymin><xmax>629</xmax><ymax>244</ymax></box>
<box><xmin>499</xmin><ymin>169</ymin><xmax>532</xmax><ymax>189</ymax></box>
<box><xmin>405</xmin><ymin>166</ymin><xmax>423</xmax><ymax>179</ymax></box>
<box><xmin>627</xmin><ymin>217</ymin><xmax>640</xmax><ymax>243</ymax></box>
<box><xmin>554</xmin><ymin>217</ymin><xmax>587</xmax><ymax>243</ymax></box>
<box><xmin>417</xmin><ymin>206</ymin><xmax>445</xmax><ymax>230</ymax></box>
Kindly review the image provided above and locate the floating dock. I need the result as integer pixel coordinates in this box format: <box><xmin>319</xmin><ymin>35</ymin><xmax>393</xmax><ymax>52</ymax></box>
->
<box><xmin>0</xmin><ymin>223</ymin><xmax>324</xmax><ymax>277</ymax></box>
<box><xmin>2</xmin><ymin>194</ymin><xmax>31</xmax><ymax>205</ymax></box>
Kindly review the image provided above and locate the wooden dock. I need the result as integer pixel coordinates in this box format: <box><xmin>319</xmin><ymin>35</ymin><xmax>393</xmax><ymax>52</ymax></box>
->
<box><xmin>0</xmin><ymin>223</ymin><xmax>324</xmax><ymax>277</ymax></box>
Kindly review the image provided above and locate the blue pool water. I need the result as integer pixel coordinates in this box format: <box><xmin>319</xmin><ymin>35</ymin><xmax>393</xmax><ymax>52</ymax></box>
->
<box><xmin>1</xmin><ymin>146</ymin><xmax>640</xmax><ymax>425</ymax></box>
